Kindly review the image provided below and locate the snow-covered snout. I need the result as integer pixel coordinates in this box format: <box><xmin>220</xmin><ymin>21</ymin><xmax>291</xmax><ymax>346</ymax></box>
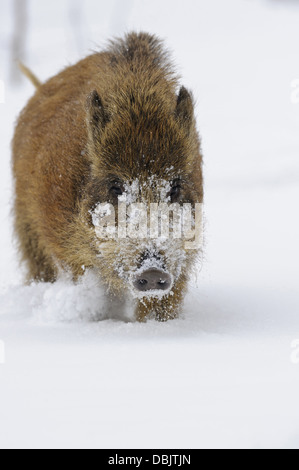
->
<box><xmin>91</xmin><ymin>178</ymin><xmax>190</xmax><ymax>300</ymax></box>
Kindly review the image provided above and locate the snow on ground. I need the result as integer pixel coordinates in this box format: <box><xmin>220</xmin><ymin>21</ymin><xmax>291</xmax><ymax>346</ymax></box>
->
<box><xmin>0</xmin><ymin>0</ymin><xmax>299</xmax><ymax>449</ymax></box>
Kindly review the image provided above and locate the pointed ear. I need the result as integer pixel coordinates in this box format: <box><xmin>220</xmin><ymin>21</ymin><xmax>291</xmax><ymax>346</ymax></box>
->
<box><xmin>86</xmin><ymin>90</ymin><xmax>110</xmax><ymax>141</ymax></box>
<box><xmin>175</xmin><ymin>86</ymin><xmax>194</xmax><ymax>133</ymax></box>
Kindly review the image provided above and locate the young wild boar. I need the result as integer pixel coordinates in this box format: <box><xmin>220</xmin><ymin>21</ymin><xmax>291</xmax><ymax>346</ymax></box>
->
<box><xmin>13</xmin><ymin>32</ymin><xmax>203</xmax><ymax>322</ymax></box>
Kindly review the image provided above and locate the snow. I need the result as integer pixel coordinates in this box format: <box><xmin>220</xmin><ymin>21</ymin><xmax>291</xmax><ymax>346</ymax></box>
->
<box><xmin>0</xmin><ymin>0</ymin><xmax>299</xmax><ymax>449</ymax></box>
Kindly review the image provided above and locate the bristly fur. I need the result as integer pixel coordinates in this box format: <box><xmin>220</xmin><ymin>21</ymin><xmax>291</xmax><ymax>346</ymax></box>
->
<box><xmin>12</xmin><ymin>32</ymin><xmax>203</xmax><ymax>322</ymax></box>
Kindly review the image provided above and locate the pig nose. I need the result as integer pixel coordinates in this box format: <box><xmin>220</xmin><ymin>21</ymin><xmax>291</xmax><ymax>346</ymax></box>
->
<box><xmin>133</xmin><ymin>269</ymin><xmax>172</xmax><ymax>292</ymax></box>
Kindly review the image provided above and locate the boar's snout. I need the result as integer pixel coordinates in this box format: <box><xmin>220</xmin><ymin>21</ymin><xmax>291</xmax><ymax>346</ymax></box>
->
<box><xmin>133</xmin><ymin>269</ymin><xmax>172</xmax><ymax>293</ymax></box>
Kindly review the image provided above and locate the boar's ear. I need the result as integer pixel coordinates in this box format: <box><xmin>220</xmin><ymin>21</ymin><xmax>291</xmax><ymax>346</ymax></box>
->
<box><xmin>86</xmin><ymin>90</ymin><xmax>110</xmax><ymax>140</ymax></box>
<box><xmin>175</xmin><ymin>86</ymin><xmax>194</xmax><ymax>133</ymax></box>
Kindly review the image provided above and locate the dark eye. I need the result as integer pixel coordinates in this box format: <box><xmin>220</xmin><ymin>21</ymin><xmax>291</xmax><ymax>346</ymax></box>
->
<box><xmin>110</xmin><ymin>186</ymin><xmax>123</xmax><ymax>197</ymax></box>
<box><xmin>170</xmin><ymin>185</ymin><xmax>181</xmax><ymax>201</ymax></box>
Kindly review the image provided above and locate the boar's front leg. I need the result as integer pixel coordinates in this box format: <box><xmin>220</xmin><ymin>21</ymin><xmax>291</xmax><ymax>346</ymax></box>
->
<box><xmin>135</xmin><ymin>281</ymin><xmax>186</xmax><ymax>322</ymax></box>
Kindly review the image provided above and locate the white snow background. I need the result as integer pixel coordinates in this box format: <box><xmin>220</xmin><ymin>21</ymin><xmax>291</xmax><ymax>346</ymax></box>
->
<box><xmin>0</xmin><ymin>0</ymin><xmax>299</xmax><ymax>449</ymax></box>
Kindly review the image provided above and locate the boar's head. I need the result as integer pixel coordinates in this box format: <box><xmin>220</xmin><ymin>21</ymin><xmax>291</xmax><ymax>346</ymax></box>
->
<box><xmin>84</xmin><ymin>84</ymin><xmax>203</xmax><ymax>317</ymax></box>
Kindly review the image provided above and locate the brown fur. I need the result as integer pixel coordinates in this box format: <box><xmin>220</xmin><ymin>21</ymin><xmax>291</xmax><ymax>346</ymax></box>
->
<box><xmin>12</xmin><ymin>32</ymin><xmax>203</xmax><ymax>321</ymax></box>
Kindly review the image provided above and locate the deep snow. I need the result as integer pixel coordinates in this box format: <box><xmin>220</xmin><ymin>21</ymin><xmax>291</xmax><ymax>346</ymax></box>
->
<box><xmin>0</xmin><ymin>0</ymin><xmax>299</xmax><ymax>449</ymax></box>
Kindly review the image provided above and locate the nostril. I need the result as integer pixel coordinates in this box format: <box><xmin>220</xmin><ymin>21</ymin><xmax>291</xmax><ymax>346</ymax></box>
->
<box><xmin>138</xmin><ymin>279</ymin><xmax>148</xmax><ymax>286</ymax></box>
<box><xmin>157</xmin><ymin>279</ymin><xmax>171</xmax><ymax>291</ymax></box>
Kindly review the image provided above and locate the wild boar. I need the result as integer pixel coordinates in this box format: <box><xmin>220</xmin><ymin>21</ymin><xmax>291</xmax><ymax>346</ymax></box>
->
<box><xmin>12</xmin><ymin>32</ymin><xmax>203</xmax><ymax>322</ymax></box>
